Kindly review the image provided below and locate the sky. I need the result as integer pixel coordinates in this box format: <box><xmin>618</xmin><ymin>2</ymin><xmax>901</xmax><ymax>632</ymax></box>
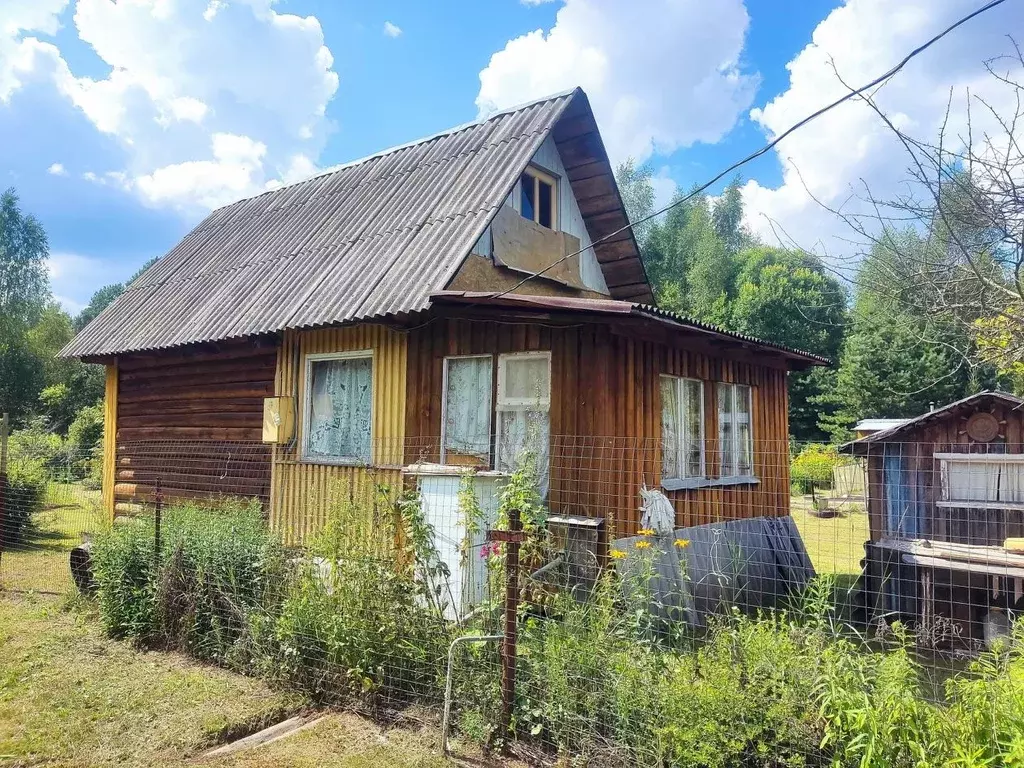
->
<box><xmin>1</xmin><ymin>0</ymin><xmax>1021</xmax><ymax>314</ymax></box>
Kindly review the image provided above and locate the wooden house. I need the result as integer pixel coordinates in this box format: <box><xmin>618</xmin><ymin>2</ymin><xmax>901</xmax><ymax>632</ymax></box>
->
<box><xmin>847</xmin><ymin>392</ymin><xmax>1024</xmax><ymax>644</ymax></box>
<box><xmin>62</xmin><ymin>88</ymin><xmax>826</xmax><ymax>572</ymax></box>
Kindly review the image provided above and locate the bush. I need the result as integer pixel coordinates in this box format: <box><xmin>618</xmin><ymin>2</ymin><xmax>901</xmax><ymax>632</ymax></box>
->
<box><xmin>1</xmin><ymin>455</ymin><xmax>47</xmax><ymax>545</ymax></box>
<box><xmin>91</xmin><ymin>498</ymin><xmax>285</xmax><ymax>668</ymax></box>
<box><xmin>791</xmin><ymin>443</ymin><xmax>840</xmax><ymax>495</ymax></box>
<box><xmin>271</xmin><ymin>484</ymin><xmax>453</xmax><ymax>703</ymax></box>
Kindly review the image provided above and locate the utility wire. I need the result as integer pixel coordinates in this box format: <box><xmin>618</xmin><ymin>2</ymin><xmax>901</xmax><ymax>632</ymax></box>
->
<box><xmin>491</xmin><ymin>0</ymin><xmax>1010</xmax><ymax>300</ymax></box>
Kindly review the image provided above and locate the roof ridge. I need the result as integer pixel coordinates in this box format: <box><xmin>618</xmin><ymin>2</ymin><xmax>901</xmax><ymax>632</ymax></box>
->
<box><xmin>207</xmin><ymin>87</ymin><xmax>582</xmax><ymax>214</ymax></box>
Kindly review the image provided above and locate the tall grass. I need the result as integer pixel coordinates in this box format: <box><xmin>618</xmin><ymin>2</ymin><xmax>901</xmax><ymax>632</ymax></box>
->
<box><xmin>89</xmin><ymin>491</ymin><xmax>1024</xmax><ymax>766</ymax></box>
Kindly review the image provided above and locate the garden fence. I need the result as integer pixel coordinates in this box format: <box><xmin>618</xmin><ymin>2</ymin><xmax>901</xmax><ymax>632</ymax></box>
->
<box><xmin>2</xmin><ymin>433</ymin><xmax>1023</xmax><ymax>765</ymax></box>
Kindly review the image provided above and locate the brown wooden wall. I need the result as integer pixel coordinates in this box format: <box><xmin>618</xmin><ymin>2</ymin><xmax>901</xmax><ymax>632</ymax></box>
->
<box><xmin>405</xmin><ymin>318</ymin><xmax>791</xmax><ymax>537</ymax></box>
<box><xmin>865</xmin><ymin>397</ymin><xmax>1024</xmax><ymax>545</ymax></box>
<box><xmin>112</xmin><ymin>338</ymin><xmax>277</xmax><ymax>510</ymax></box>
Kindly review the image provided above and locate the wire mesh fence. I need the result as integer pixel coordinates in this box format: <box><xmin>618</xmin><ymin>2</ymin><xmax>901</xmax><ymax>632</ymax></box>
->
<box><xmin>2</xmin><ymin>433</ymin><xmax>1023</xmax><ymax>765</ymax></box>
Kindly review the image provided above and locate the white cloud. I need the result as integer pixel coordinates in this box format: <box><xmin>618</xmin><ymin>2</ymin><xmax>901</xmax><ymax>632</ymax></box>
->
<box><xmin>741</xmin><ymin>0</ymin><xmax>1024</xmax><ymax>264</ymax></box>
<box><xmin>47</xmin><ymin>162</ymin><xmax>66</xmax><ymax>176</ymax></box>
<box><xmin>46</xmin><ymin>251</ymin><xmax>138</xmax><ymax>313</ymax></box>
<box><xmin>1</xmin><ymin>0</ymin><xmax>340</xmax><ymax>212</ymax></box>
<box><xmin>383</xmin><ymin>21</ymin><xmax>402</xmax><ymax>38</ymax></box>
<box><xmin>132</xmin><ymin>132</ymin><xmax>268</xmax><ymax>209</ymax></box>
<box><xmin>476</xmin><ymin>0</ymin><xmax>757</xmax><ymax>163</ymax></box>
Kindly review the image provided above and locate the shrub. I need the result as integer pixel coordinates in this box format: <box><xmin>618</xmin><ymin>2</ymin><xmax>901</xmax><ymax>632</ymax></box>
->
<box><xmin>271</xmin><ymin>484</ymin><xmax>453</xmax><ymax>703</ymax></box>
<box><xmin>0</xmin><ymin>455</ymin><xmax>48</xmax><ymax>545</ymax></box>
<box><xmin>791</xmin><ymin>443</ymin><xmax>840</xmax><ymax>495</ymax></box>
<box><xmin>91</xmin><ymin>498</ymin><xmax>285</xmax><ymax>668</ymax></box>
<box><xmin>90</xmin><ymin>516</ymin><xmax>157</xmax><ymax>639</ymax></box>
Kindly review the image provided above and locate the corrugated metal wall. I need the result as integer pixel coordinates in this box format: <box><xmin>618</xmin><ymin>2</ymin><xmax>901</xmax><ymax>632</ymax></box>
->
<box><xmin>270</xmin><ymin>324</ymin><xmax>408</xmax><ymax>544</ymax></box>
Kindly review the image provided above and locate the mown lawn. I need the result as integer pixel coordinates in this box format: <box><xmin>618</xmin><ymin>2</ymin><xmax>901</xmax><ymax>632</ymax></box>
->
<box><xmin>0</xmin><ymin>594</ymin><xmax>461</xmax><ymax>767</ymax></box>
<box><xmin>790</xmin><ymin>493</ymin><xmax>870</xmax><ymax>576</ymax></box>
<box><xmin>0</xmin><ymin>482</ymin><xmax>105</xmax><ymax>594</ymax></box>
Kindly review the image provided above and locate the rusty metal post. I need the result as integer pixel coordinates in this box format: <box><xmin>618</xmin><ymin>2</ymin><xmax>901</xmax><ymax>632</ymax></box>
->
<box><xmin>500</xmin><ymin>505</ymin><xmax>522</xmax><ymax>748</ymax></box>
<box><xmin>0</xmin><ymin>413</ymin><xmax>8</xmax><ymax>565</ymax></box>
<box><xmin>154</xmin><ymin>477</ymin><xmax>163</xmax><ymax>566</ymax></box>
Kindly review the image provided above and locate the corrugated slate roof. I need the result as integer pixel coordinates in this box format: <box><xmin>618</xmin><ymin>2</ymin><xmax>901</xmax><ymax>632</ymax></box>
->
<box><xmin>64</xmin><ymin>88</ymin><xmax>650</xmax><ymax>358</ymax></box>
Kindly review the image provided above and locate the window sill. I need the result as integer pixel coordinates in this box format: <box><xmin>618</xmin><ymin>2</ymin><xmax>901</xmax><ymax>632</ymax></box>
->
<box><xmin>661</xmin><ymin>475</ymin><xmax>760</xmax><ymax>491</ymax></box>
<box><xmin>298</xmin><ymin>455</ymin><xmax>372</xmax><ymax>468</ymax></box>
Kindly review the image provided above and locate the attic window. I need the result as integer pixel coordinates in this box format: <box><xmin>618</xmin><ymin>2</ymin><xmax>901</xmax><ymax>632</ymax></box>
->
<box><xmin>520</xmin><ymin>167</ymin><xmax>557</xmax><ymax>230</ymax></box>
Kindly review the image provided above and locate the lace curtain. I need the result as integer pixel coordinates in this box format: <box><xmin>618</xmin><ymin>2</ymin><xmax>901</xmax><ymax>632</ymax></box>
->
<box><xmin>718</xmin><ymin>383</ymin><xmax>752</xmax><ymax>477</ymax></box>
<box><xmin>496</xmin><ymin>354</ymin><xmax>550</xmax><ymax>496</ymax></box>
<box><xmin>306</xmin><ymin>356</ymin><xmax>373</xmax><ymax>461</ymax></box>
<box><xmin>444</xmin><ymin>356</ymin><xmax>492</xmax><ymax>460</ymax></box>
<box><xmin>661</xmin><ymin>377</ymin><xmax>704</xmax><ymax>479</ymax></box>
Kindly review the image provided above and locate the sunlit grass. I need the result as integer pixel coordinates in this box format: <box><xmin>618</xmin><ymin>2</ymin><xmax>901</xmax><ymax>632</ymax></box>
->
<box><xmin>0</xmin><ymin>482</ymin><xmax>104</xmax><ymax>594</ymax></box>
<box><xmin>790</xmin><ymin>492</ymin><xmax>870</xmax><ymax>577</ymax></box>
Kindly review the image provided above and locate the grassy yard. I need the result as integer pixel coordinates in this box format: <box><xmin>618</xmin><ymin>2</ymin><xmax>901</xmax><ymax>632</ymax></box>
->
<box><xmin>790</xmin><ymin>492</ymin><xmax>870</xmax><ymax>576</ymax></box>
<box><xmin>0</xmin><ymin>594</ymin><xmax>463</xmax><ymax>767</ymax></box>
<box><xmin>0</xmin><ymin>483</ymin><xmax>105</xmax><ymax>594</ymax></box>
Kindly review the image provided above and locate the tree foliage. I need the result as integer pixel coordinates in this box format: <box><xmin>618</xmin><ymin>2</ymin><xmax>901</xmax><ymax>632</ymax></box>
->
<box><xmin>615</xmin><ymin>166</ymin><xmax>847</xmax><ymax>440</ymax></box>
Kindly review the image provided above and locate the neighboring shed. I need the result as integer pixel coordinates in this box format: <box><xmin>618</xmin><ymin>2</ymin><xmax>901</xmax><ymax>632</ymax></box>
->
<box><xmin>845</xmin><ymin>391</ymin><xmax>1024</xmax><ymax>644</ymax></box>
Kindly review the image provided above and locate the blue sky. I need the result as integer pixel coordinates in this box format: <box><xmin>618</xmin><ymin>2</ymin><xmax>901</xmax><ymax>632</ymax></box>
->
<box><xmin>1</xmin><ymin>0</ymin><xmax>1020</xmax><ymax>313</ymax></box>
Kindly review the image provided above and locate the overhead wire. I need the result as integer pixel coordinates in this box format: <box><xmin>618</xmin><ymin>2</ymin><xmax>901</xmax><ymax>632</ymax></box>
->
<box><xmin>489</xmin><ymin>0</ymin><xmax>1011</xmax><ymax>300</ymax></box>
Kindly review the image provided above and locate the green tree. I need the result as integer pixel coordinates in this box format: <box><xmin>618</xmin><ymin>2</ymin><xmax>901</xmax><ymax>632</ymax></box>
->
<box><xmin>614</xmin><ymin>159</ymin><xmax>655</xmax><ymax>247</ymax></box>
<box><xmin>729</xmin><ymin>247</ymin><xmax>847</xmax><ymax>441</ymax></box>
<box><xmin>0</xmin><ymin>189</ymin><xmax>50</xmax><ymax>422</ymax></box>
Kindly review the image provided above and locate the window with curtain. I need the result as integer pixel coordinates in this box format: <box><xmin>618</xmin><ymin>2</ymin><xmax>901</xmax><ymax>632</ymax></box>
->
<box><xmin>303</xmin><ymin>352</ymin><xmax>373</xmax><ymax>463</ymax></box>
<box><xmin>442</xmin><ymin>355</ymin><xmax>493</xmax><ymax>462</ymax></box>
<box><xmin>717</xmin><ymin>383</ymin><xmax>753</xmax><ymax>478</ymax></box>
<box><xmin>495</xmin><ymin>352</ymin><xmax>551</xmax><ymax>494</ymax></box>
<box><xmin>941</xmin><ymin>455</ymin><xmax>1024</xmax><ymax>504</ymax></box>
<box><xmin>660</xmin><ymin>375</ymin><xmax>705</xmax><ymax>480</ymax></box>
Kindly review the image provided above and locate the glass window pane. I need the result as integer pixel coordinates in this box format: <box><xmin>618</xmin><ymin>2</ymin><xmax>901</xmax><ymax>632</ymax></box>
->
<box><xmin>306</xmin><ymin>356</ymin><xmax>372</xmax><ymax>461</ymax></box>
<box><xmin>500</xmin><ymin>355</ymin><xmax>549</xmax><ymax>405</ymax></box>
<box><xmin>497</xmin><ymin>409</ymin><xmax>550</xmax><ymax>497</ymax></box>
<box><xmin>520</xmin><ymin>173</ymin><xmax>535</xmax><ymax>222</ymax></box>
<box><xmin>660</xmin><ymin>377</ymin><xmax>679</xmax><ymax>479</ymax></box>
<box><xmin>717</xmin><ymin>382</ymin><xmax>734</xmax><ymax>477</ymax></box>
<box><xmin>684</xmin><ymin>379</ymin><xmax>703</xmax><ymax>477</ymax></box>
<box><xmin>444</xmin><ymin>357</ymin><xmax>492</xmax><ymax>461</ymax></box>
<box><xmin>538</xmin><ymin>179</ymin><xmax>553</xmax><ymax>228</ymax></box>
<box><xmin>736</xmin><ymin>385</ymin><xmax>752</xmax><ymax>476</ymax></box>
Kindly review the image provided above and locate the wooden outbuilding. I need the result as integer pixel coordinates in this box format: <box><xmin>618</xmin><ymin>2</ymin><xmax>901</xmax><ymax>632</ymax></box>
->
<box><xmin>62</xmin><ymin>88</ymin><xmax>826</xmax><ymax>577</ymax></box>
<box><xmin>847</xmin><ymin>391</ymin><xmax>1024</xmax><ymax>645</ymax></box>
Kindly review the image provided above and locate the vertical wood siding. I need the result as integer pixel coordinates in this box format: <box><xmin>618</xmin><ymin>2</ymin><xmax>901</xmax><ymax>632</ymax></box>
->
<box><xmin>102</xmin><ymin>363</ymin><xmax>118</xmax><ymax>521</ymax></box>
<box><xmin>405</xmin><ymin>319</ymin><xmax>791</xmax><ymax>537</ymax></box>
<box><xmin>865</xmin><ymin>399</ymin><xmax>1024</xmax><ymax>545</ymax></box>
<box><xmin>270</xmin><ymin>324</ymin><xmax>407</xmax><ymax>544</ymax></box>
<box><xmin>113</xmin><ymin>339</ymin><xmax>276</xmax><ymax>512</ymax></box>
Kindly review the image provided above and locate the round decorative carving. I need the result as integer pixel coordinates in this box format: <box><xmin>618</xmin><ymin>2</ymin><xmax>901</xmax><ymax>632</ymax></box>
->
<box><xmin>966</xmin><ymin>411</ymin><xmax>1000</xmax><ymax>443</ymax></box>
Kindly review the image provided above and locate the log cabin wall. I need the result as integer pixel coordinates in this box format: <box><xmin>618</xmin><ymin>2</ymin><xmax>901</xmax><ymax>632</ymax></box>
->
<box><xmin>270</xmin><ymin>324</ymin><xmax>407</xmax><ymax>544</ymax></box>
<box><xmin>865</xmin><ymin>398</ymin><xmax>1024</xmax><ymax>545</ymax></box>
<box><xmin>112</xmin><ymin>338</ymin><xmax>277</xmax><ymax>513</ymax></box>
<box><xmin>404</xmin><ymin>318</ymin><xmax>791</xmax><ymax>537</ymax></box>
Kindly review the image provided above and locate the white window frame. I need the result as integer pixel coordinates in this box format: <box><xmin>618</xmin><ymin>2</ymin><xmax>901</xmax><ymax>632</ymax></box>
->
<box><xmin>301</xmin><ymin>349</ymin><xmax>374</xmax><ymax>465</ymax></box>
<box><xmin>440</xmin><ymin>354</ymin><xmax>494</xmax><ymax>464</ymax></box>
<box><xmin>517</xmin><ymin>165</ymin><xmax>559</xmax><ymax>231</ymax></box>
<box><xmin>718</xmin><ymin>382</ymin><xmax>754</xmax><ymax>479</ymax></box>
<box><xmin>494</xmin><ymin>351</ymin><xmax>551</xmax><ymax>473</ymax></box>
<box><xmin>660</xmin><ymin>375</ymin><xmax>706</xmax><ymax>481</ymax></box>
<box><xmin>935</xmin><ymin>452</ymin><xmax>1024</xmax><ymax>510</ymax></box>
<box><xmin>496</xmin><ymin>351</ymin><xmax>551</xmax><ymax>410</ymax></box>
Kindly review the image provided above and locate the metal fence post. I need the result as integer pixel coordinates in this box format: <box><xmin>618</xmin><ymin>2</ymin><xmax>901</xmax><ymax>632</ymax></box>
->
<box><xmin>0</xmin><ymin>412</ymin><xmax>8</xmax><ymax>565</ymax></box>
<box><xmin>154</xmin><ymin>477</ymin><xmax>163</xmax><ymax>566</ymax></box>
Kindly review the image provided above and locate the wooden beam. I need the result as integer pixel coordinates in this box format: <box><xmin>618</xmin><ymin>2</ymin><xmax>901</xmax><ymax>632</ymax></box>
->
<box><xmin>102</xmin><ymin>363</ymin><xmax>118</xmax><ymax>521</ymax></box>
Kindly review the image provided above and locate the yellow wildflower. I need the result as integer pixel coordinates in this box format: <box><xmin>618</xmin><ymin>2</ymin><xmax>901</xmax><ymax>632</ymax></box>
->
<box><xmin>674</xmin><ymin>539</ymin><xmax>691</xmax><ymax>549</ymax></box>
<box><xmin>609</xmin><ymin>550</ymin><xmax>627</xmax><ymax>560</ymax></box>
<box><xmin>637</xmin><ymin>528</ymin><xmax>656</xmax><ymax>537</ymax></box>
<box><xmin>634</xmin><ymin>540</ymin><xmax>652</xmax><ymax>550</ymax></box>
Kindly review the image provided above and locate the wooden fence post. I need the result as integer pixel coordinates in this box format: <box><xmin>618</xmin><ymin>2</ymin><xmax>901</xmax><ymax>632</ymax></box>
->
<box><xmin>0</xmin><ymin>412</ymin><xmax>8</xmax><ymax>566</ymax></box>
<box><xmin>487</xmin><ymin>506</ymin><xmax>526</xmax><ymax>750</ymax></box>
